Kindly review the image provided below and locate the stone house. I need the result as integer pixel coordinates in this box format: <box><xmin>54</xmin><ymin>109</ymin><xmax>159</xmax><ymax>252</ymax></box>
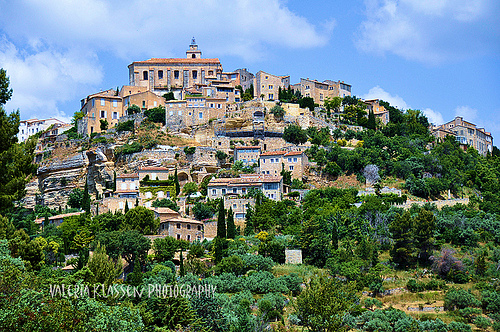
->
<box><xmin>34</xmin><ymin>211</ymin><xmax>85</xmax><ymax>229</ymax></box>
<box><xmin>234</xmin><ymin>146</ymin><xmax>261</xmax><ymax>166</ymax></box>
<box><xmin>259</xmin><ymin>150</ymin><xmax>308</xmax><ymax>179</ymax></box>
<box><xmin>254</xmin><ymin>71</ymin><xmax>290</xmax><ymax>101</ymax></box>
<box><xmin>149</xmin><ymin>207</ymin><xmax>204</xmax><ymax>242</ymax></box>
<box><xmin>436</xmin><ymin>116</ymin><xmax>493</xmax><ymax>156</ymax></box>
<box><xmin>207</xmin><ymin>174</ymin><xmax>283</xmax><ymax>201</ymax></box>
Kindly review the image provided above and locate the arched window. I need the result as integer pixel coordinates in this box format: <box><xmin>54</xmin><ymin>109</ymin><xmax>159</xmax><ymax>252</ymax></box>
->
<box><xmin>192</xmin><ymin>54</ymin><xmax>196</xmax><ymax>58</ymax></box>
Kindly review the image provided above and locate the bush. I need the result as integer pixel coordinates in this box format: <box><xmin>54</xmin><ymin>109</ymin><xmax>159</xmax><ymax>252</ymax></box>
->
<box><xmin>114</xmin><ymin>141</ymin><xmax>143</xmax><ymax>157</ymax></box>
<box><xmin>444</xmin><ymin>288</ymin><xmax>481</xmax><ymax>311</ymax></box>
<box><xmin>116</xmin><ymin>120</ymin><xmax>135</xmax><ymax>132</ymax></box>
<box><xmin>184</xmin><ymin>146</ymin><xmax>196</xmax><ymax>155</ymax></box>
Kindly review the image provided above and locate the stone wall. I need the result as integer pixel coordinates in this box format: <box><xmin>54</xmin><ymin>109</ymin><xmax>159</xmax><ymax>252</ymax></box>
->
<box><xmin>285</xmin><ymin>249</ymin><xmax>303</xmax><ymax>264</ymax></box>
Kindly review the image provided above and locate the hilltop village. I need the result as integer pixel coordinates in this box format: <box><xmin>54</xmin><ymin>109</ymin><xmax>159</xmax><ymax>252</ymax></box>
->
<box><xmin>3</xmin><ymin>40</ymin><xmax>500</xmax><ymax>331</ymax></box>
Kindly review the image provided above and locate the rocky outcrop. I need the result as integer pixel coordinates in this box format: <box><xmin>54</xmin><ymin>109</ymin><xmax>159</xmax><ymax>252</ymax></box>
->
<box><xmin>37</xmin><ymin>152</ymin><xmax>89</xmax><ymax>209</ymax></box>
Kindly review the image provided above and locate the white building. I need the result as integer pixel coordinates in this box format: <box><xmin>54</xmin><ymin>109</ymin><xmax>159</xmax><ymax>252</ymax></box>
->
<box><xmin>18</xmin><ymin>118</ymin><xmax>67</xmax><ymax>143</ymax></box>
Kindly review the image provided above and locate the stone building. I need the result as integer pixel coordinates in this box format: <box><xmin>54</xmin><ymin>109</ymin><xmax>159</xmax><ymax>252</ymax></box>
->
<box><xmin>291</xmin><ymin>78</ymin><xmax>352</xmax><ymax>105</ymax></box>
<box><xmin>150</xmin><ymin>207</ymin><xmax>204</xmax><ymax>242</ymax></box>
<box><xmin>435</xmin><ymin>116</ymin><xmax>493</xmax><ymax>156</ymax></box>
<box><xmin>234</xmin><ymin>68</ymin><xmax>255</xmax><ymax>91</ymax></box>
<box><xmin>78</xmin><ymin>89</ymin><xmax>124</xmax><ymax>135</ymax></box>
<box><xmin>18</xmin><ymin>118</ymin><xmax>67</xmax><ymax>143</ymax></box>
<box><xmin>259</xmin><ymin>150</ymin><xmax>308</xmax><ymax>179</ymax></box>
<box><xmin>234</xmin><ymin>146</ymin><xmax>261</xmax><ymax>166</ymax></box>
<box><xmin>254</xmin><ymin>71</ymin><xmax>290</xmax><ymax>101</ymax></box>
<box><xmin>225</xmin><ymin>197</ymin><xmax>255</xmax><ymax>221</ymax></box>
<box><xmin>123</xmin><ymin>90</ymin><xmax>165</xmax><ymax>113</ymax></box>
<box><xmin>363</xmin><ymin>99</ymin><xmax>390</xmax><ymax>125</ymax></box>
<box><xmin>165</xmin><ymin>98</ymin><xmax>226</xmax><ymax>130</ymax></box>
<box><xmin>127</xmin><ymin>39</ymin><xmax>223</xmax><ymax>92</ymax></box>
<box><xmin>207</xmin><ymin>174</ymin><xmax>283</xmax><ymax>201</ymax></box>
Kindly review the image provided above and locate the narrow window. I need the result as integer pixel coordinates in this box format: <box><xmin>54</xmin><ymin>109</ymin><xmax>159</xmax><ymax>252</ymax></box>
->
<box><xmin>143</xmin><ymin>71</ymin><xmax>148</xmax><ymax>80</ymax></box>
<box><xmin>158</xmin><ymin>70</ymin><xmax>163</xmax><ymax>79</ymax></box>
<box><xmin>192</xmin><ymin>70</ymin><xmax>198</xmax><ymax>79</ymax></box>
<box><xmin>174</xmin><ymin>70</ymin><xmax>179</xmax><ymax>79</ymax></box>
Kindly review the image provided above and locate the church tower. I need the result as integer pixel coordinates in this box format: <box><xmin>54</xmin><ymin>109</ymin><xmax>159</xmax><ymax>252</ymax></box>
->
<box><xmin>186</xmin><ymin>37</ymin><xmax>202</xmax><ymax>59</ymax></box>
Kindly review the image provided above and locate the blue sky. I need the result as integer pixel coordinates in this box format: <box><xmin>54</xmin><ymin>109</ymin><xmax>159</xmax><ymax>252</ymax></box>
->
<box><xmin>1</xmin><ymin>0</ymin><xmax>499</xmax><ymax>143</ymax></box>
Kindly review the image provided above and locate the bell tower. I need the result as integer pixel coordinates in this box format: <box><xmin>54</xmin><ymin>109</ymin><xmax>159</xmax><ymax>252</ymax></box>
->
<box><xmin>186</xmin><ymin>37</ymin><xmax>202</xmax><ymax>59</ymax></box>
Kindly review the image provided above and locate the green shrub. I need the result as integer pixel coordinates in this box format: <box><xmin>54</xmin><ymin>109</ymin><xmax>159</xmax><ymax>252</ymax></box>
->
<box><xmin>114</xmin><ymin>141</ymin><xmax>143</xmax><ymax>157</ymax></box>
<box><xmin>184</xmin><ymin>146</ymin><xmax>196</xmax><ymax>155</ymax></box>
<box><xmin>116</xmin><ymin>120</ymin><xmax>134</xmax><ymax>132</ymax></box>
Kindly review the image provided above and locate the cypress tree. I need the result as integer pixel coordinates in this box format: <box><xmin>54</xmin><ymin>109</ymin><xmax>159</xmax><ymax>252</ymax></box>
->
<box><xmin>174</xmin><ymin>167</ymin><xmax>180</xmax><ymax>196</ymax></box>
<box><xmin>226</xmin><ymin>207</ymin><xmax>236</xmax><ymax>239</ymax></box>
<box><xmin>82</xmin><ymin>181</ymin><xmax>91</xmax><ymax>213</ymax></box>
<box><xmin>367</xmin><ymin>110</ymin><xmax>376</xmax><ymax>130</ymax></box>
<box><xmin>124</xmin><ymin>200</ymin><xmax>129</xmax><ymax>213</ymax></box>
<box><xmin>216</xmin><ymin>198</ymin><xmax>226</xmax><ymax>238</ymax></box>
<box><xmin>113</xmin><ymin>171</ymin><xmax>117</xmax><ymax>191</ymax></box>
<box><xmin>179</xmin><ymin>249</ymin><xmax>185</xmax><ymax>276</ymax></box>
<box><xmin>135</xmin><ymin>197</ymin><xmax>139</xmax><ymax>207</ymax></box>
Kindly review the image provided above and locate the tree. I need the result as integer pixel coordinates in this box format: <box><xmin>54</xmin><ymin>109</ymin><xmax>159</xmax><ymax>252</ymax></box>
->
<box><xmin>0</xmin><ymin>69</ymin><xmax>13</xmax><ymax>104</ymax></box>
<box><xmin>413</xmin><ymin>208</ymin><xmax>435</xmax><ymax>266</ymax></box>
<box><xmin>324</xmin><ymin>96</ymin><xmax>342</xmax><ymax>113</ymax></box>
<box><xmin>153</xmin><ymin>236</ymin><xmax>178</xmax><ymax>262</ymax></box>
<box><xmin>67</xmin><ymin>188</ymin><xmax>84</xmax><ymax>209</ymax></box>
<box><xmin>192</xmin><ymin>202</ymin><xmax>215</xmax><ymax>220</ymax></box>
<box><xmin>283</xmin><ymin>124</ymin><xmax>308</xmax><ymax>145</ymax></box>
<box><xmin>82</xmin><ymin>181</ymin><xmax>91</xmax><ymax>213</ymax></box>
<box><xmin>87</xmin><ymin>243</ymin><xmax>122</xmax><ymax>288</ymax></box>
<box><xmin>99</xmin><ymin>119</ymin><xmax>108</xmax><ymax>131</ymax></box>
<box><xmin>270</xmin><ymin>105</ymin><xmax>285</xmax><ymax>121</ymax></box>
<box><xmin>226</xmin><ymin>207</ymin><xmax>236</xmax><ymax>239</ymax></box>
<box><xmin>299</xmin><ymin>96</ymin><xmax>315</xmax><ymax>112</ymax></box>
<box><xmin>123</xmin><ymin>206</ymin><xmax>160</xmax><ymax>235</ymax></box>
<box><xmin>217</xmin><ymin>199</ymin><xmax>226</xmax><ymax>238</ymax></box>
<box><xmin>0</xmin><ymin>69</ymin><xmax>37</xmax><ymax>212</ymax></box>
<box><xmin>389</xmin><ymin>211</ymin><xmax>416</xmax><ymax>268</ymax></box>
<box><xmin>126</xmin><ymin>104</ymin><xmax>141</xmax><ymax>115</ymax></box>
<box><xmin>295</xmin><ymin>275</ymin><xmax>358</xmax><ymax>332</ymax></box>
<box><xmin>94</xmin><ymin>230</ymin><xmax>150</xmax><ymax>267</ymax></box>
<box><xmin>163</xmin><ymin>91</ymin><xmax>175</xmax><ymax>101</ymax></box>
<box><xmin>152</xmin><ymin>198</ymin><xmax>180</xmax><ymax>211</ymax></box>
<box><xmin>144</xmin><ymin>106</ymin><xmax>166</xmax><ymax>125</ymax></box>
<box><xmin>367</xmin><ymin>109</ymin><xmax>376</xmax><ymax>130</ymax></box>
<box><xmin>182</xmin><ymin>182</ymin><xmax>198</xmax><ymax>199</ymax></box>
<box><xmin>124</xmin><ymin>200</ymin><xmax>129</xmax><ymax>213</ymax></box>
<box><xmin>174</xmin><ymin>167</ymin><xmax>180</xmax><ymax>196</ymax></box>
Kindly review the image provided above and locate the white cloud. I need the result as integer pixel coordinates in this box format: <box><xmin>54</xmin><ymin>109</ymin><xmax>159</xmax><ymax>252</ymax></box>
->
<box><xmin>422</xmin><ymin>108</ymin><xmax>444</xmax><ymax>125</ymax></box>
<box><xmin>361</xmin><ymin>86</ymin><xmax>409</xmax><ymax>110</ymax></box>
<box><xmin>356</xmin><ymin>0</ymin><xmax>500</xmax><ymax>64</ymax></box>
<box><xmin>0</xmin><ymin>0</ymin><xmax>331</xmax><ymax>61</ymax></box>
<box><xmin>0</xmin><ymin>38</ymin><xmax>103</xmax><ymax>121</ymax></box>
<box><xmin>454</xmin><ymin>105</ymin><xmax>478</xmax><ymax>121</ymax></box>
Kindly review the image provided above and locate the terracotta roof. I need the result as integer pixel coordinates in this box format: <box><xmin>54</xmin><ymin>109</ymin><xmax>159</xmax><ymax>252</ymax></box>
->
<box><xmin>260</xmin><ymin>151</ymin><xmax>286</xmax><ymax>156</ymax></box>
<box><xmin>34</xmin><ymin>211</ymin><xmax>84</xmax><ymax>224</ymax></box>
<box><xmin>130</xmin><ymin>58</ymin><xmax>221</xmax><ymax>65</ymax></box>
<box><xmin>284</xmin><ymin>151</ymin><xmax>303</xmax><ymax>157</ymax></box>
<box><xmin>149</xmin><ymin>207</ymin><xmax>180</xmax><ymax>215</ymax></box>
<box><xmin>117</xmin><ymin>173</ymin><xmax>139</xmax><ymax>179</ymax></box>
<box><xmin>208</xmin><ymin>175</ymin><xmax>282</xmax><ymax>186</ymax></box>
<box><xmin>234</xmin><ymin>146</ymin><xmax>261</xmax><ymax>150</ymax></box>
<box><xmin>164</xmin><ymin>217</ymin><xmax>203</xmax><ymax>225</ymax></box>
<box><xmin>115</xmin><ymin>189</ymin><xmax>139</xmax><ymax>193</ymax></box>
<box><xmin>139</xmin><ymin>167</ymin><xmax>170</xmax><ymax>171</ymax></box>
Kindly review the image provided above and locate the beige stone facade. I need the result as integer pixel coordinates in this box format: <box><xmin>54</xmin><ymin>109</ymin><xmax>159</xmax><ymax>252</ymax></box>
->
<box><xmin>128</xmin><ymin>41</ymin><xmax>223</xmax><ymax>91</ymax></box>
<box><xmin>363</xmin><ymin>99</ymin><xmax>390</xmax><ymax>125</ymax></box>
<box><xmin>123</xmin><ymin>90</ymin><xmax>165</xmax><ymax>113</ymax></box>
<box><xmin>292</xmin><ymin>78</ymin><xmax>352</xmax><ymax>105</ymax></box>
<box><xmin>207</xmin><ymin>174</ymin><xmax>283</xmax><ymax>201</ymax></box>
<box><xmin>254</xmin><ymin>71</ymin><xmax>290</xmax><ymax>101</ymax></box>
<box><xmin>259</xmin><ymin>150</ymin><xmax>308</xmax><ymax>179</ymax></box>
<box><xmin>234</xmin><ymin>68</ymin><xmax>255</xmax><ymax>91</ymax></box>
<box><xmin>150</xmin><ymin>207</ymin><xmax>204</xmax><ymax>242</ymax></box>
<box><xmin>437</xmin><ymin>116</ymin><xmax>493</xmax><ymax>156</ymax></box>
<box><xmin>165</xmin><ymin>98</ymin><xmax>226</xmax><ymax>130</ymax></box>
<box><xmin>234</xmin><ymin>146</ymin><xmax>261</xmax><ymax>166</ymax></box>
<box><xmin>78</xmin><ymin>89</ymin><xmax>124</xmax><ymax>135</ymax></box>
<box><xmin>225</xmin><ymin>197</ymin><xmax>255</xmax><ymax>221</ymax></box>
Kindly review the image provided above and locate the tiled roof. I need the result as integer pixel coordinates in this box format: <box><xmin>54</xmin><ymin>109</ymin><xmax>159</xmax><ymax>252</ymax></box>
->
<box><xmin>34</xmin><ymin>211</ymin><xmax>84</xmax><ymax>224</ymax></box>
<box><xmin>284</xmin><ymin>151</ymin><xmax>303</xmax><ymax>157</ymax></box>
<box><xmin>260</xmin><ymin>151</ymin><xmax>286</xmax><ymax>156</ymax></box>
<box><xmin>117</xmin><ymin>173</ymin><xmax>139</xmax><ymax>179</ymax></box>
<box><xmin>164</xmin><ymin>217</ymin><xmax>203</xmax><ymax>225</ymax></box>
<box><xmin>115</xmin><ymin>189</ymin><xmax>139</xmax><ymax>193</ymax></box>
<box><xmin>149</xmin><ymin>207</ymin><xmax>180</xmax><ymax>215</ymax></box>
<box><xmin>208</xmin><ymin>175</ymin><xmax>282</xmax><ymax>186</ymax></box>
<box><xmin>131</xmin><ymin>58</ymin><xmax>221</xmax><ymax>65</ymax></box>
<box><xmin>235</xmin><ymin>146</ymin><xmax>261</xmax><ymax>150</ymax></box>
<box><xmin>139</xmin><ymin>167</ymin><xmax>170</xmax><ymax>171</ymax></box>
